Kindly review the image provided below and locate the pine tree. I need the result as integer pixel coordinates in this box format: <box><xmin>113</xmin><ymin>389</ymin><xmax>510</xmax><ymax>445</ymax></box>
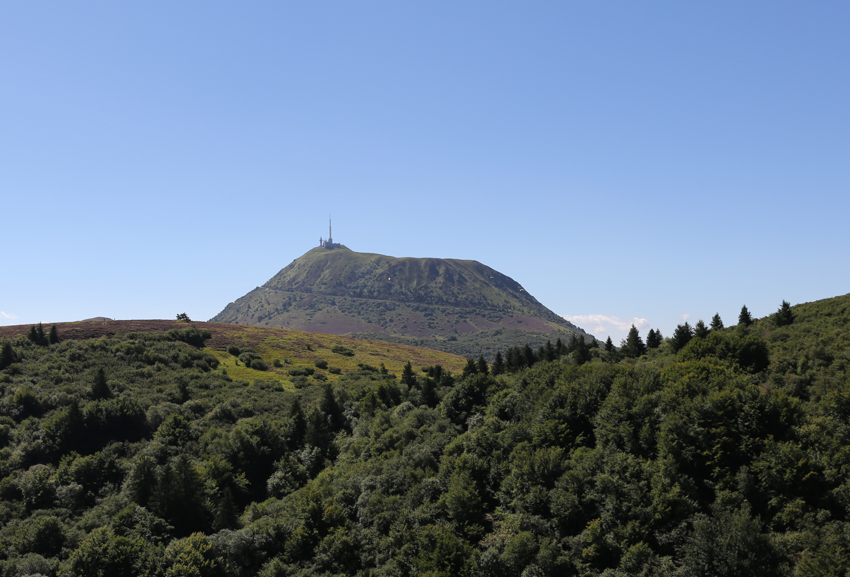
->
<box><xmin>91</xmin><ymin>367</ymin><xmax>111</xmax><ymax>399</ymax></box>
<box><xmin>646</xmin><ymin>329</ymin><xmax>662</xmax><ymax>349</ymax></box>
<box><xmin>574</xmin><ymin>336</ymin><xmax>591</xmax><ymax>365</ymax></box>
<box><xmin>522</xmin><ymin>344</ymin><xmax>536</xmax><ymax>368</ymax></box>
<box><xmin>420</xmin><ymin>378</ymin><xmax>438</xmax><ymax>408</ymax></box>
<box><xmin>555</xmin><ymin>338</ymin><xmax>564</xmax><ymax>357</ymax></box>
<box><xmin>289</xmin><ymin>398</ymin><xmax>306</xmax><ymax>448</ymax></box>
<box><xmin>605</xmin><ymin>336</ymin><xmax>614</xmax><ymax>352</ymax></box>
<box><xmin>621</xmin><ymin>325</ymin><xmax>646</xmax><ymax>358</ymax></box>
<box><xmin>492</xmin><ymin>351</ymin><xmax>505</xmax><ymax>376</ymax></box>
<box><xmin>28</xmin><ymin>325</ymin><xmax>40</xmax><ymax>344</ymax></box>
<box><xmin>647</xmin><ymin>328</ymin><xmax>655</xmax><ymax>343</ymax></box>
<box><xmin>476</xmin><ymin>355</ymin><xmax>489</xmax><ymax>375</ymax></box>
<box><xmin>710</xmin><ymin>313</ymin><xmax>724</xmax><ymax>331</ymax></box>
<box><xmin>36</xmin><ymin>323</ymin><xmax>46</xmax><ymax>346</ymax></box>
<box><xmin>694</xmin><ymin>319</ymin><xmax>710</xmax><ymax>338</ymax></box>
<box><xmin>401</xmin><ymin>361</ymin><xmax>416</xmax><ymax>386</ymax></box>
<box><xmin>320</xmin><ymin>384</ymin><xmax>344</xmax><ymax>432</ymax></box>
<box><xmin>0</xmin><ymin>341</ymin><xmax>15</xmax><ymax>370</ymax></box>
<box><xmin>48</xmin><ymin>324</ymin><xmax>59</xmax><ymax>345</ymax></box>
<box><xmin>738</xmin><ymin>305</ymin><xmax>753</xmax><ymax>327</ymax></box>
<box><xmin>462</xmin><ymin>358</ymin><xmax>478</xmax><ymax>378</ymax></box>
<box><xmin>774</xmin><ymin>300</ymin><xmax>794</xmax><ymax>327</ymax></box>
<box><xmin>671</xmin><ymin>323</ymin><xmax>694</xmax><ymax>352</ymax></box>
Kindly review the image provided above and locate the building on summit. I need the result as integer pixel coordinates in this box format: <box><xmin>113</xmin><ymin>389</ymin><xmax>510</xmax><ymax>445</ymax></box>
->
<box><xmin>319</xmin><ymin>217</ymin><xmax>340</xmax><ymax>249</ymax></box>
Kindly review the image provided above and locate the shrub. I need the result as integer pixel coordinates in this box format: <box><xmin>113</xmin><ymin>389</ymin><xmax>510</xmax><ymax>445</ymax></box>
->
<box><xmin>288</xmin><ymin>368</ymin><xmax>308</xmax><ymax>377</ymax></box>
<box><xmin>273</xmin><ymin>359</ymin><xmax>282</xmax><ymax>368</ymax></box>
<box><xmin>328</xmin><ymin>367</ymin><xmax>342</xmax><ymax>375</ymax></box>
<box><xmin>166</xmin><ymin>327</ymin><xmax>211</xmax><ymax>348</ymax></box>
<box><xmin>250</xmin><ymin>359</ymin><xmax>268</xmax><ymax>371</ymax></box>
<box><xmin>331</xmin><ymin>345</ymin><xmax>355</xmax><ymax>357</ymax></box>
<box><xmin>227</xmin><ymin>346</ymin><xmax>240</xmax><ymax>357</ymax></box>
<box><xmin>314</xmin><ymin>359</ymin><xmax>328</xmax><ymax>369</ymax></box>
<box><xmin>238</xmin><ymin>351</ymin><xmax>262</xmax><ymax>366</ymax></box>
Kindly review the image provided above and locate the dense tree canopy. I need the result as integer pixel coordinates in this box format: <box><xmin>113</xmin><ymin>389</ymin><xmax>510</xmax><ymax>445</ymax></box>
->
<box><xmin>0</xmin><ymin>294</ymin><xmax>849</xmax><ymax>576</ymax></box>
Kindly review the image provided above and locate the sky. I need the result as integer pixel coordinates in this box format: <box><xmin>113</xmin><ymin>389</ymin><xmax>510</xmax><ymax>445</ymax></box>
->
<box><xmin>2</xmin><ymin>2</ymin><xmax>849</xmax><ymax>344</ymax></box>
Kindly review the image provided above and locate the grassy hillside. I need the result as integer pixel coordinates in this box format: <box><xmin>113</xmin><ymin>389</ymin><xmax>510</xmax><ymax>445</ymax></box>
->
<box><xmin>0</xmin><ymin>320</ymin><xmax>466</xmax><ymax>390</ymax></box>
<box><xmin>2</xmin><ymin>294</ymin><xmax>850</xmax><ymax>575</ymax></box>
<box><xmin>211</xmin><ymin>247</ymin><xmax>587</xmax><ymax>359</ymax></box>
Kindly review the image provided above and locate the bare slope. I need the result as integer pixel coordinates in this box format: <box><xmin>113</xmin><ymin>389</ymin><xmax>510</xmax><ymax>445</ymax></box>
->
<box><xmin>211</xmin><ymin>247</ymin><xmax>589</xmax><ymax>358</ymax></box>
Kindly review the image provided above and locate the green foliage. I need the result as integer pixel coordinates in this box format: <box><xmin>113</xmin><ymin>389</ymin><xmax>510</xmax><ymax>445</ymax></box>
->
<box><xmin>314</xmin><ymin>359</ymin><xmax>328</xmax><ymax>369</ymax></box>
<box><xmin>678</xmin><ymin>331</ymin><xmax>770</xmax><ymax>373</ymax></box>
<box><xmin>48</xmin><ymin>324</ymin><xmax>60</xmax><ymax>345</ymax></box>
<box><xmin>331</xmin><ymin>345</ymin><xmax>355</xmax><ymax>356</ymax></box>
<box><xmin>64</xmin><ymin>526</ymin><xmax>158</xmax><ymax>577</ymax></box>
<box><xmin>646</xmin><ymin>328</ymin><xmax>662</xmax><ymax>349</ymax></box>
<box><xmin>739</xmin><ymin>304</ymin><xmax>753</xmax><ymax>327</ymax></box>
<box><xmin>775</xmin><ymin>299</ymin><xmax>794</xmax><ymax>327</ymax></box>
<box><xmin>167</xmin><ymin>326</ymin><xmax>211</xmax><ymax>348</ymax></box>
<box><xmin>0</xmin><ymin>295</ymin><xmax>847</xmax><ymax>575</ymax></box>
<box><xmin>711</xmin><ymin>313</ymin><xmax>724</xmax><ymax>331</ymax></box>
<box><xmin>0</xmin><ymin>340</ymin><xmax>16</xmax><ymax>370</ymax></box>
<box><xmin>621</xmin><ymin>325</ymin><xmax>646</xmax><ymax>358</ymax></box>
<box><xmin>671</xmin><ymin>322</ymin><xmax>694</xmax><ymax>352</ymax></box>
<box><xmin>176</xmin><ymin>313</ymin><xmax>192</xmax><ymax>322</ymax></box>
<box><xmin>250</xmin><ymin>359</ymin><xmax>268</xmax><ymax>371</ymax></box>
<box><xmin>91</xmin><ymin>367</ymin><xmax>111</xmax><ymax>399</ymax></box>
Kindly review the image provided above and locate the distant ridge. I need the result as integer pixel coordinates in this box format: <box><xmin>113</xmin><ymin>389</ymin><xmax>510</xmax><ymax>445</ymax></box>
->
<box><xmin>211</xmin><ymin>246</ymin><xmax>591</xmax><ymax>358</ymax></box>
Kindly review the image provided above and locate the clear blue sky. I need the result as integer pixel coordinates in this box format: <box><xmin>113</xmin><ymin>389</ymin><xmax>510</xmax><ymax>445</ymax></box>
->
<box><xmin>2</xmin><ymin>2</ymin><xmax>848</xmax><ymax>343</ymax></box>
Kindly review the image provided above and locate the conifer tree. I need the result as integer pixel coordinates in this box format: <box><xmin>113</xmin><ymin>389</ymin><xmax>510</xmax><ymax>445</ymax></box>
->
<box><xmin>605</xmin><ymin>336</ymin><xmax>614</xmax><ymax>352</ymax></box>
<box><xmin>91</xmin><ymin>367</ymin><xmax>111</xmax><ymax>399</ymax></box>
<box><xmin>774</xmin><ymin>300</ymin><xmax>794</xmax><ymax>327</ymax></box>
<box><xmin>574</xmin><ymin>335</ymin><xmax>591</xmax><ymax>365</ymax></box>
<box><xmin>0</xmin><ymin>341</ymin><xmax>15</xmax><ymax>370</ymax></box>
<box><xmin>48</xmin><ymin>324</ymin><xmax>59</xmax><ymax>345</ymax></box>
<box><xmin>555</xmin><ymin>338</ymin><xmax>564</xmax><ymax>357</ymax></box>
<box><xmin>36</xmin><ymin>323</ymin><xmax>46</xmax><ymax>345</ymax></box>
<box><xmin>462</xmin><ymin>358</ymin><xmax>478</xmax><ymax>378</ymax></box>
<box><xmin>648</xmin><ymin>328</ymin><xmax>655</xmax><ymax>343</ymax></box>
<box><xmin>401</xmin><ymin>361</ymin><xmax>416</xmax><ymax>386</ymax></box>
<box><xmin>320</xmin><ymin>384</ymin><xmax>344</xmax><ymax>432</ymax></box>
<box><xmin>289</xmin><ymin>398</ymin><xmax>306</xmax><ymax>448</ymax></box>
<box><xmin>522</xmin><ymin>344</ymin><xmax>535</xmax><ymax>368</ymax></box>
<box><xmin>28</xmin><ymin>325</ymin><xmax>40</xmax><ymax>344</ymax></box>
<box><xmin>694</xmin><ymin>319</ymin><xmax>710</xmax><ymax>338</ymax></box>
<box><xmin>710</xmin><ymin>313</ymin><xmax>724</xmax><ymax>331</ymax></box>
<box><xmin>671</xmin><ymin>322</ymin><xmax>694</xmax><ymax>352</ymax></box>
<box><xmin>621</xmin><ymin>325</ymin><xmax>646</xmax><ymax>358</ymax></box>
<box><xmin>492</xmin><ymin>351</ymin><xmax>505</xmax><ymax>376</ymax></box>
<box><xmin>739</xmin><ymin>305</ymin><xmax>753</xmax><ymax>327</ymax></box>
<box><xmin>646</xmin><ymin>329</ymin><xmax>662</xmax><ymax>349</ymax></box>
<box><xmin>476</xmin><ymin>355</ymin><xmax>489</xmax><ymax>375</ymax></box>
<box><xmin>420</xmin><ymin>378</ymin><xmax>438</xmax><ymax>408</ymax></box>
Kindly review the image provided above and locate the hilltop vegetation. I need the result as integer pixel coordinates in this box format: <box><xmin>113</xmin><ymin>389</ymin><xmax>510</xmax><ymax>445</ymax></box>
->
<box><xmin>211</xmin><ymin>247</ymin><xmax>587</xmax><ymax>359</ymax></box>
<box><xmin>0</xmin><ymin>294</ymin><xmax>849</xmax><ymax>575</ymax></box>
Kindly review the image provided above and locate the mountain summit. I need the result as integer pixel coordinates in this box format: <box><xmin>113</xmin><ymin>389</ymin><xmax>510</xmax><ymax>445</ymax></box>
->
<box><xmin>211</xmin><ymin>246</ymin><xmax>590</xmax><ymax>358</ymax></box>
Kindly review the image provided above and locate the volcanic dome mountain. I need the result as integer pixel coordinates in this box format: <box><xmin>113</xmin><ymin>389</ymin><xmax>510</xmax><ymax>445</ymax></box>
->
<box><xmin>211</xmin><ymin>245</ymin><xmax>590</xmax><ymax>358</ymax></box>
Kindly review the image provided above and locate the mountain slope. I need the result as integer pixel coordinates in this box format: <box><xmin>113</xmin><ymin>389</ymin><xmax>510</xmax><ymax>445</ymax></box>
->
<box><xmin>211</xmin><ymin>246</ymin><xmax>589</xmax><ymax>358</ymax></box>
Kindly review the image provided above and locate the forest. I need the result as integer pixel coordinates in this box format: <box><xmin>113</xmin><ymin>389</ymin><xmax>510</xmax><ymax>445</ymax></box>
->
<box><xmin>1</xmin><ymin>293</ymin><xmax>849</xmax><ymax>576</ymax></box>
